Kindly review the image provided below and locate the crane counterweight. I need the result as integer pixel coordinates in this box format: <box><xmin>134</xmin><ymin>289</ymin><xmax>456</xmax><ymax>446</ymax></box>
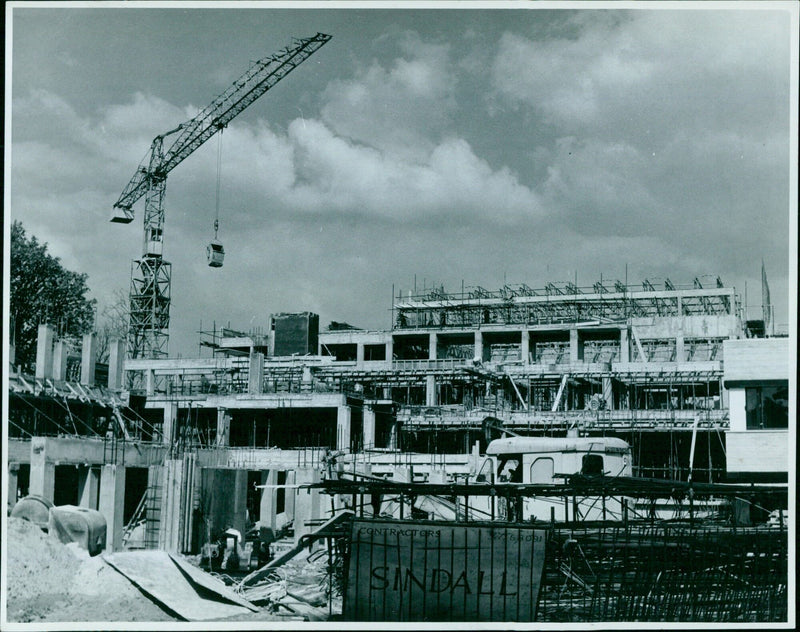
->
<box><xmin>110</xmin><ymin>206</ymin><xmax>134</xmax><ymax>223</ymax></box>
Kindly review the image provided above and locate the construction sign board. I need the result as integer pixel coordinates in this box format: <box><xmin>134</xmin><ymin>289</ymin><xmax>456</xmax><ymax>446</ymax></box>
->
<box><xmin>344</xmin><ymin>519</ymin><xmax>547</xmax><ymax>622</ymax></box>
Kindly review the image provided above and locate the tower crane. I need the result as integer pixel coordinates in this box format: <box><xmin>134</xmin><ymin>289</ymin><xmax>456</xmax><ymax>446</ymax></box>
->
<box><xmin>111</xmin><ymin>33</ymin><xmax>331</xmax><ymax>361</ymax></box>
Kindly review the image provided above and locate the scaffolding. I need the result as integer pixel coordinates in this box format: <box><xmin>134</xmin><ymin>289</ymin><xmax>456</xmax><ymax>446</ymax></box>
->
<box><xmin>394</xmin><ymin>277</ymin><xmax>739</xmax><ymax>329</ymax></box>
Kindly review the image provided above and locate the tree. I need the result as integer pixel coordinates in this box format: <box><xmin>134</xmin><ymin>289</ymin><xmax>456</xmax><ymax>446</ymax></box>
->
<box><xmin>10</xmin><ymin>221</ymin><xmax>96</xmax><ymax>372</ymax></box>
<box><xmin>96</xmin><ymin>288</ymin><xmax>130</xmax><ymax>363</ymax></box>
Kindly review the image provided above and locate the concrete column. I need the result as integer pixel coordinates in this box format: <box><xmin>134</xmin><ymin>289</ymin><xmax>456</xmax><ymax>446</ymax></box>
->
<box><xmin>392</xmin><ymin>467</ymin><xmax>412</xmax><ymax>482</ymax></box>
<box><xmin>161</xmin><ymin>402</ymin><xmax>178</xmax><ymax>445</ymax></box>
<box><xmin>108</xmin><ymin>339</ymin><xmax>126</xmax><ymax>390</ymax></box>
<box><xmin>35</xmin><ymin>324</ymin><xmax>54</xmax><ymax>380</ymax></box>
<box><xmin>301</xmin><ymin>366</ymin><xmax>313</xmax><ymax>390</ymax></box>
<box><xmin>720</xmin><ymin>379</ymin><xmax>729</xmax><ymax>411</ymax></box>
<box><xmin>248</xmin><ymin>352</ymin><xmax>264</xmax><ymax>394</ymax></box>
<box><xmin>426</xmin><ymin>374</ymin><xmax>437</xmax><ymax>406</ymax></box>
<box><xmin>202</xmin><ymin>467</ymin><xmax>246</xmax><ymax>547</ymax></box>
<box><xmin>9</xmin><ymin>317</ymin><xmax>15</xmax><ymax>366</ymax></box>
<box><xmin>428</xmin><ymin>333</ymin><xmax>438</xmax><ymax>360</ymax></box>
<box><xmin>158</xmin><ymin>460</ymin><xmax>182</xmax><ymax>552</ymax></box>
<box><xmin>388</xmin><ymin>421</ymin><xmax>400</xmax><ymax>450</ymax></box>
<box><xmin>52</xmin><ymin>340</ymin><xmax>69</xmax><ymax>381</ymax></box>
<box><xmin>29</xmin><ymin>438</ymin><xmax>55</xmax><ymax>502</ymax></box>
<box><xmin>675</xmin><ymin>335</ymin><xmax>685</xmax><ymax>362</ymax></box>
<box><xmin>8</xmin><ymin>463</ymin><xmax>20</xmax><ymax>512</ymax></box>
<box><xmin>337</xmin><ymin>406</ymin><xmax>352</xmax><ymax>451</ymax></box>
<box><xmin>569</xmin><ymin>329</ymin><xmax>583</xmax><ymax>363</ymax></box>
<box><xmin>285</xmin><ymin>470</ymin><xmax>296</xmax><ymax>523</ymax></box>
<box><xmin>356</xmin><ymin>343</ymin><xmax>365</xmax><ymax>365</ymax></box>
<box><xmin>521</xmin><ymin>330</ymin><xmax>530</xmax><ymax>364</ymax></box>
<box><xmin>81</xmin><ymin>332</ymin><xmax>97</xmax><ymax>385</ymax></box>
<box><xmin>216</xmin><ymin>408</ymin><xmax>231</xmax><ymax>446</ymax></box>
<box><xmin>619</xmin><ymin>328</ymin><xmax>630</xmax><ymax>363</ymax></box>
<box><xmin>78</xmin><ymin>466</ymin><xmax>101</xmax><ymax>509</ymax></box>
<box><xmin>363</xmin><ymin>405</ymin><xmax>376</xmax><ymax>449</ymax></box>
<box><xmin>293</xmin><ymin>468</ymin><xmax>322</xmax><ymax>544</ymax></box>
<box><xmin>99</xmin><ymin>464</ymin><xmax>126</xmax><ymax>552</ymax></box>
<box><xmin>474</xmin><ymin>331</ymin><xmax>483</xmax><ymax>362</ymax></box>
<box><xmin>386</xmin><ymin>338</ymin><xmax>394</xmax><ymax>364</ymax></box>
<box><xmin>602</xmin><ymin>377</ymin><xmax>614</xmax><ymax>411</ymax></box>
<box><xmin>677</xmin><ymin>294</ymin><xmax>684</xmax><ymax>316</ymax></box>
<box><xmin>234</xmin><ymin>469</ymin><xmax>249</xmax><ymax>537</ymax></box>
<box><xmin>260</xmin><ymin>469</ymin><xmax>292</xmax><ymax>532</ymax></box>
<box><xmin>260</xmin><ymin>470</ymin><xmax>278</xmax><ymax>531</ymax></box>
<box><xmin>146</xmin><ymin>369</ymin><xmax>155</xmax><ymax>396</ymax></box>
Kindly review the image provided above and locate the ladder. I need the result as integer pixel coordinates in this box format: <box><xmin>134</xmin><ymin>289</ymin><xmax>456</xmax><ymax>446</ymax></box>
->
<box><xmin>144</xmin><ymin>465</ymin><xmax>162</xmax><ymax>549</ymax></box>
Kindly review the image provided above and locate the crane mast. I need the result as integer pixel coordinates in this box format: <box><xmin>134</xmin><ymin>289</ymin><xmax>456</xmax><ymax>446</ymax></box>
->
<box><xmin>112</xmin><ymin>33</ymin><xmax>331</xmax><ymax>365</ymax></box>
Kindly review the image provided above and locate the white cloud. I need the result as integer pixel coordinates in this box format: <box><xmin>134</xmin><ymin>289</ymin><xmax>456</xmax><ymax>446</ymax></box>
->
<box><xmin>282</xmin><ymin>117</ymin><xmax>542</xmax><ymax>224</ymax></box>
<box><xmin>489</xmin><ymin>9</ymin><xmax>790</xmax><ymax>289</ymax></box>
<box><xmin>540</xmin><ymin>136</ymin><xmax>660</xmax><ymax>235</ymax></box>
<box><xmin>320</xmin><ymin>32</ymin><xmax>456</xmax><ymax>161</ymax></box>
<box><xmin>491</xmin><ymin>10</ymin><xmax>789</xmax><ymax>140</ymax></box>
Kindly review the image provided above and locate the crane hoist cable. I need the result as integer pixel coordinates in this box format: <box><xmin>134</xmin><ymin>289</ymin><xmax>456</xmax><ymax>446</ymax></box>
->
<box><xmin>208</xmin><ymin>127</ymin><xmax>225</xmax><ymax>267</ymax></box>
<box><xmin>215</xmin><ymin>128</ymin><xmax>223</xmax><ymax>240</ymax></box>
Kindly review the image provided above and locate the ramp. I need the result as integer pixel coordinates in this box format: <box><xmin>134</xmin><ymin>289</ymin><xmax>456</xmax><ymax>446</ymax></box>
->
<box><xmin>103</xmin><ymin>550</ymin><xmax>257</xmax><ymax>621</ymax></box>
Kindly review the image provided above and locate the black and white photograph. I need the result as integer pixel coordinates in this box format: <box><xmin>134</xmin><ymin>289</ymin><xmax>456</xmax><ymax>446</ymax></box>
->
<box><xmin>2</xmin><ymin>1</ymin><xmax>796</xmax><ymax>628</ymax></box>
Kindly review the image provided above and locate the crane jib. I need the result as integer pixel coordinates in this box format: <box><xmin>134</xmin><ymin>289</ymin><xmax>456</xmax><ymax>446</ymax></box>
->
<box><xmin>111</xmin><ymin>33</ymin><xmax>331</xmax><ymax>217</ymax></box>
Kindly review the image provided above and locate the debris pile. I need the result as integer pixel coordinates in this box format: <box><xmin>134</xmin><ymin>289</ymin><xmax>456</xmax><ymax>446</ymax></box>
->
<box><xmin>5</xmin><ymin>517</ymin><xmax>340</xmax><ymax>623</ymax></box>
<box><xmin>224</xmin><ymin>542</ymin><xmax>336</xmax><ymax>622</ymax></box>
<box><xmin>5</xmin><ymin>517</ymin><xmax>172</xmax><ymax>623</ymax></box>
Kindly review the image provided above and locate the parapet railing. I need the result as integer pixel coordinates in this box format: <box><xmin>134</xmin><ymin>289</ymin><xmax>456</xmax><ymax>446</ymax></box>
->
<box><xmin>397</xmin><ymin>406</ymin><xmax>729</xmax><ymax>430</ymax></box>
<box><xmin>391</xmin><ymin>359</ymin><xmax>466</xmax><ymax>371</ymax></box>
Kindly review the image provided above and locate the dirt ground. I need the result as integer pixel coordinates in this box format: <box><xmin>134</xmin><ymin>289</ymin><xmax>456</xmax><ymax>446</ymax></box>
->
<box><xmin>5</xmin><ymin>517</ymin><xmax>174</xmax><ymax>623</ymax></box>
<box><xmin>5</xmin><ymin>517</ymin><xmax>332</xmax><ymax>624</ymax></box>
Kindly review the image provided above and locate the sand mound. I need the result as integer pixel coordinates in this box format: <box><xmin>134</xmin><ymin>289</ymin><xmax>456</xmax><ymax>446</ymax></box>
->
<box><xmin>5</xmin><ymin>517</ymin><xmax>173</xmax><ymax>623</ymax></box>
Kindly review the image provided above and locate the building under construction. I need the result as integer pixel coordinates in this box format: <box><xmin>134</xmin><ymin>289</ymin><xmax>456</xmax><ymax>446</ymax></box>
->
<box><xmin>4</xmin><ymin>273</ymin><xmax>791</xmax><ymax>622</ymax></box>
<box><xmin>4</xmin><ymin>17</ymin><xmax>791</xmax><ymax>622</ymax></box>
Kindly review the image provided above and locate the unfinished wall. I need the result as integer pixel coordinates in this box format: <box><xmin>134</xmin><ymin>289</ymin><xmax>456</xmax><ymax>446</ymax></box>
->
<box><xmin>726</xmin><ymin>431</ymin><xmax>788</xmax><ymax>482</ymax></box>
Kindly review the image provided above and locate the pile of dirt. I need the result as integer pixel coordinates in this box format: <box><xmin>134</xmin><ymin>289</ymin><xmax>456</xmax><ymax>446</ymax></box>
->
<box><xmin>5</xmin><ymin>517</ymin><xmax>173</xmax><ymax>623</ymax></box>
<box><xmin>6</xmin><ymin>516</ymin><xmax>80</xmax><ymax>622</ymax></box>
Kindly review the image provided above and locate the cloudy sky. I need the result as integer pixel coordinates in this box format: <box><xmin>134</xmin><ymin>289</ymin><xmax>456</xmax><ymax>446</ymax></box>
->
<box><xmin>7</xmin><ymin>2</ymin><xmax>797</xmax><ymax>356</ymax></box>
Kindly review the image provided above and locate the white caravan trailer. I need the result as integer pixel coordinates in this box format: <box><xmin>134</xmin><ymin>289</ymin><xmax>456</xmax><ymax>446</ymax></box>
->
<box><xmin>484</xmin><ymin>436</ymin><xmax>633</xmax><ymax>522</ymax></box>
